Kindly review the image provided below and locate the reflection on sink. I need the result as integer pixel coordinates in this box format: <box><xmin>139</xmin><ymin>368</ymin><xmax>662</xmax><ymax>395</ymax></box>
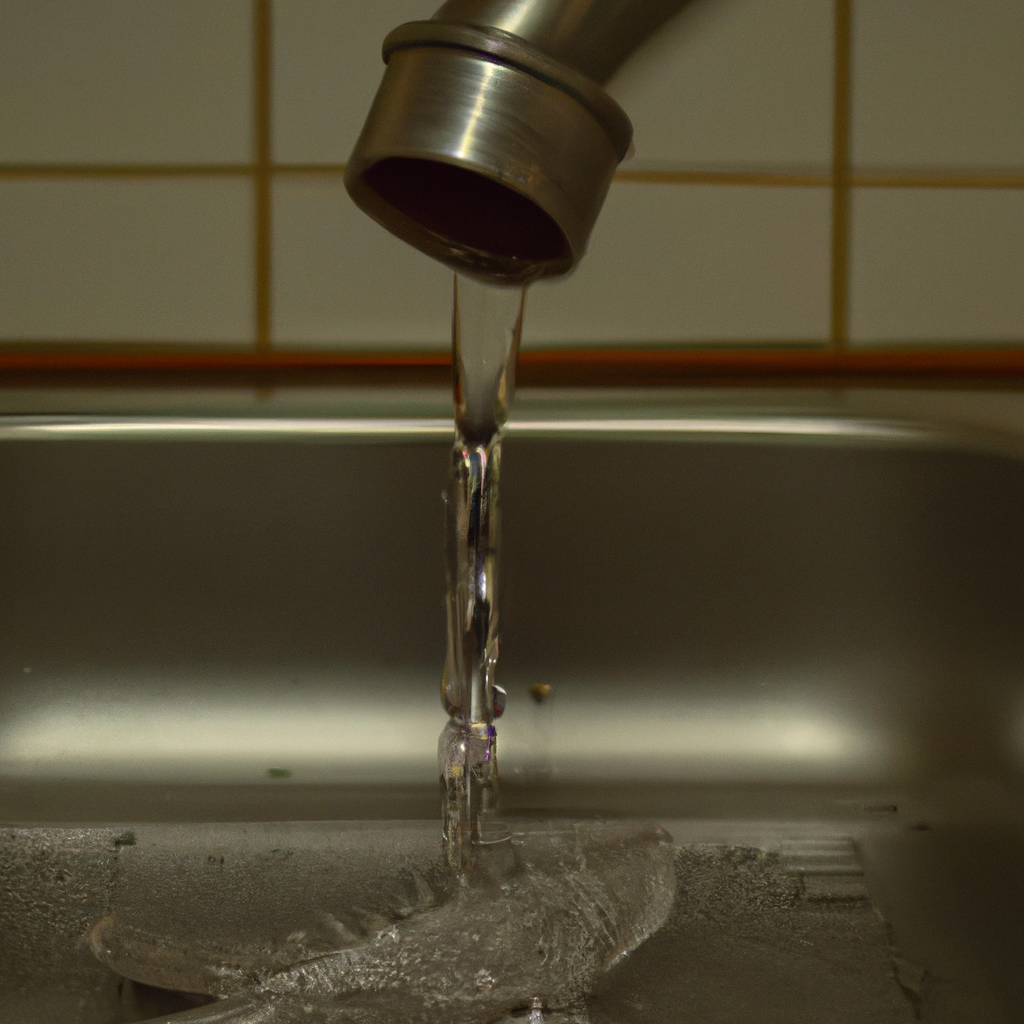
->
<box><xmin>0</xmin><ymin>409</ymin><xmax>1022</xmax><ymax>809</ymax></box>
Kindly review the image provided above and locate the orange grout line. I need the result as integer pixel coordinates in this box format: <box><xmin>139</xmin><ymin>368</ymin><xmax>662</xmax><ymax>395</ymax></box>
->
<box><xmin>615</xmin><ymin>169</ymin><xmax>832</xmax><ymax>187</ymax></box>
<box><xmin>9</xmin><ymin>342</ymin><xmax>1024</xmax><ymax>359</ymax></box>
<box><xmin>274</xmin><ymin>163</ymin><xmax>349</xmax><ymax>175</ymax></box>
<box><xmin>3</xmin><ymin>164</ymin><xmax>1024</xmax><ymax>189</ymax></box>
<box><xmin>0</xmin><ymin>165</ymin><xmax>254</xmax><ymax>178</ymax></box>
<box><xmin>271</xmin><ymin>166</ymin><xmax>1024</xmax><ymax>189</ymax></box>
<box><xmin>829</xmin><ymin>0</ymin><xmax>853</xmax><ymax>352</ymax></box>
<box><xmin>8</xmin><ymin>347</ymin><xmax>1024</xmax><ymax>388</ymax></box>
<box><xmin>852</xmin><ymin>172</ymin><xmax>1024</xmax><ymax>189</ymax></box>
<box><xmin>253</xmin><ymin>0</ymin><xmax>273</xmax><ymax>353</ymax></box>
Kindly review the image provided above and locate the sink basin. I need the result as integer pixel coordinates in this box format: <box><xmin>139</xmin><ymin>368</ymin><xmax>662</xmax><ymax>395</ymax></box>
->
<box><xmin>1</xmin><ymin>389</ymin><xmax>1022</xmax><ymax>1021</ymax></box>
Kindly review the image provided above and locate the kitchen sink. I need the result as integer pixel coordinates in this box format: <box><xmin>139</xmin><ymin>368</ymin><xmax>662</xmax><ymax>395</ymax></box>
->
<box><xmin>1</xmin><ymin>387</ymin><xmax>1022</xmax><ymax>1021</ymax></box>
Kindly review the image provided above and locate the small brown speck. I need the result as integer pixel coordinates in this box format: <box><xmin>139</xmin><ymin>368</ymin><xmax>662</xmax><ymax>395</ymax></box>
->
<box><xmin>528</xmin><ymin>683</ymin><xmax>552</xmax><ymax>704</ymax></box>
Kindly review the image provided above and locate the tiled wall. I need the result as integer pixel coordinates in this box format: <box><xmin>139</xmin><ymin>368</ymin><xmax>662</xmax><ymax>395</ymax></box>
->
<box><xmin>0</xmin><ymin>0</ymin><xmax>1021</xmax><ymax>353</ymax></box>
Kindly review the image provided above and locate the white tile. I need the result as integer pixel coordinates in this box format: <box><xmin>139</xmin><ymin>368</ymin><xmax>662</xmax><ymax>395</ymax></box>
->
<box><xmin>525</xmin><ymin>182</ymin><xmax>832</xmax><ymax>345</ymax></box>
<box><xmin>852</xmin><ymin>0</ymin><xmax>1024</xmax><ymax>170</ymax></box>
<box><xmin>272</xmin><ymin>176</ymin><xmax>452</xmax><ymax>347</ymax></box>
<box><xmin>607</xmin><ymin>0</ymin><xmax>834</xmax><ymax>171</ymax></box>
<box><xmin>0</xmin><ymin>0</ymin><xmax>252</xmax><ymax>164</ymax></box>
<box><xmin>850</xmin><ymin>189</ymin><xmax>1024</xmax><ymax>344</ymax></box>
<box><xmin>0</xmin><ymin>180</ymin><xmax>254</xmax><ymax>342</ymax></box>
<box><xmin>273</xmin><ymin>0</ymin><xmax>433</xmax><ymax>165</ymax></box>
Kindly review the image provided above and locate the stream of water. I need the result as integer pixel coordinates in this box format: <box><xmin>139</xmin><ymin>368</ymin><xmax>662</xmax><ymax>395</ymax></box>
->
<box><xmin>439</xmin><ymin>274</ymin><xmax>526</xmax><ymax>875</ymax></box>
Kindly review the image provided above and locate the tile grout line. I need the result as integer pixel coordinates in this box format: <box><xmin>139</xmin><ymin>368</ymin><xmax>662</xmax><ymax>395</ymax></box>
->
<box><xmin>829</xmin><ymin>0</ymin><xmax>854</xmax><ymax>352</ymax></box>
<box><xmin>852</xmin><ymin>173</ymin><xmax>1024</xmax><ymax>189</ymax></box>
<box><xmin>616</xmin><ymin>170</ymin><xmax>832</xmax><ymax>187</ymax></box>
<box><xmin>0</xmin><ymin>165</ymin><xmax>255</xmax><ymax>178</ymax></box>
<box><xmin>253</xmin><ymin>0</ymin><xmax>273</xmax><ymax>353</ymax></box>
<box><xmin>2</xmin><ymin>164</ymin><xmax>1024</xmax><ymax>189</ymax></box>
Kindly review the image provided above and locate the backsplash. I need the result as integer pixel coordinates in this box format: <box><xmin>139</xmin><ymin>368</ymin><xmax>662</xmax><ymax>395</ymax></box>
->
<box><xmin>0</xmin><ymin>0</ymin><xmax>1021</xmax><ymax>352</ymax></box>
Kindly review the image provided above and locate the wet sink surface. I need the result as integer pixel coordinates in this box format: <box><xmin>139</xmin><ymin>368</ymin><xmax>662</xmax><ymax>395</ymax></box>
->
<box><xmin>0</xmin><ymin>412</ymin><xmax>1023</xmax><ymax>1020</ymax></box>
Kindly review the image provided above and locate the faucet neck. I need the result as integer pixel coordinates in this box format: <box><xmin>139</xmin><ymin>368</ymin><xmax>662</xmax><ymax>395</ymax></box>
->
<box><xmin>432</xmin><ymin>0</ymin><xmax>692</xmax><ymax>85</ymax></box>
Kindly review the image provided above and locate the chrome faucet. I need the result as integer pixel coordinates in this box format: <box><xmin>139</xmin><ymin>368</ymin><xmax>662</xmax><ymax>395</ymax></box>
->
<box><xmin>345</xmin><ymin>0</ymin><xmax>691</xmax><ymax>284</ymax></box>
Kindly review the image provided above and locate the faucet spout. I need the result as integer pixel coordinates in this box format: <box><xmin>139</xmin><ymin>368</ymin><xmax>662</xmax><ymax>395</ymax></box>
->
<box><xmin>344</xmin><ymin>0</ymin><xmax>690</xmax><ymax>284</ymax></box>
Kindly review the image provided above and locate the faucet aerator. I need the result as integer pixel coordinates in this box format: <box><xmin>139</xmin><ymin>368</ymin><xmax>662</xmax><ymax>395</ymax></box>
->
<box><xmin>344</xmin><ymin>19</ymin><xmax>633</xmax><ymax>283</ymax></box>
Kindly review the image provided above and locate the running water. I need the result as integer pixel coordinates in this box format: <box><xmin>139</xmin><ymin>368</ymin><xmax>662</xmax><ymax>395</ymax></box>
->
<box><xmin>74</xmin><ymin>280</ymin><xmax>679</xmax><ymax>1024</ymax></box>
<box><xmin>79</xmin><ymin>275</ymin><xmax>682</xmax><ymax>1023</ymax></box>
<box><xmin>439</xmin><ymin>274</ymin><xmax>526</xmax><ymax>874</ymax></box>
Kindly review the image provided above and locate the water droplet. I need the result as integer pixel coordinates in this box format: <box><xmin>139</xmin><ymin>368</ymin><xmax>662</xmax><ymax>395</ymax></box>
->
<box><xmin>492</xmin><ymin>684</ymin><xmax>507</xmax><ymax>718</ymax></box>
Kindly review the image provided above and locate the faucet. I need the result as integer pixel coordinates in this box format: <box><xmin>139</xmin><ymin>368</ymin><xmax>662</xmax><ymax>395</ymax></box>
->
<box><xmin>345</xmin><ymin>0</ymin><xmax>691</xmax><ymax>285</ymax></box>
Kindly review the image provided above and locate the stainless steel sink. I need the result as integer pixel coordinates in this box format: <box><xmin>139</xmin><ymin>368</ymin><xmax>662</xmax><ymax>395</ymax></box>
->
<box><xmin>1</xmin><ymin>388</ymin><xmax>1023</xmax><ymax>1021</ymax></box>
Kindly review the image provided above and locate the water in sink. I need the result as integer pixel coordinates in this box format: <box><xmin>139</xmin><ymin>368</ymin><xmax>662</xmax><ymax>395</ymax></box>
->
<box><xmin>2</xmin><ymin>820</ymin><xmax>929</xmax><ymax>1023</ymax></box>
<box><xmin>82</xmin><ymin>819</ymin><xmax>675</xmax><ymax>1023</ymax></box>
